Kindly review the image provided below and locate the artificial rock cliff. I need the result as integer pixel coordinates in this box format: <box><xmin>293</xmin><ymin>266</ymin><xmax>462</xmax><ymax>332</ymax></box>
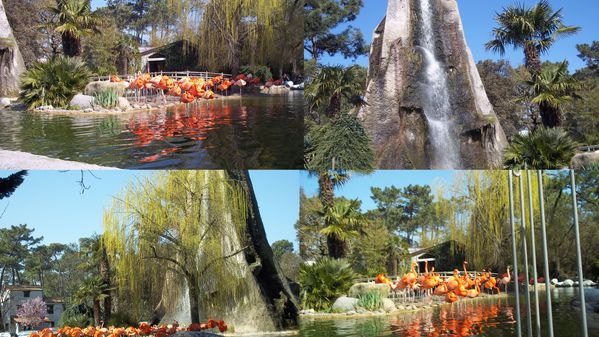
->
<box><xmin>0</xmin><ymin>0</ymin><xmax>26</xmax><ymax>97</ymax></box>
<box><xmin>358</xmin><ymin>0</ymin><xmax>508</xmax><ymax>169</ymax></box>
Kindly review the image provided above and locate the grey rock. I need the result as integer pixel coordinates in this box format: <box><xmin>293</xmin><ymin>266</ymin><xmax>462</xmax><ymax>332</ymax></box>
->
<box><xmin>332</xmin><ymin>296</ymin><xmax>358</xmax><ymax>312</ymax></box>
<box><xmin>572</xmin><ymin>151</ymin><xmax>599</xmax><ymax>170</ymax></box>
<box><xmin>70</xmin><ymin>94</ymin><xmax>95</xmax><ymax>109</ymax></box>
<box><xmin>85</xmin><ymin>81</ymin><xmax>127</xmax><ymax>96</ymax></box>
<box><xmin>382</xmin><ymin>298</ymin><xmax>396</xmax><ymax>312</ymax></box>
<box><xmin>0</xmin><ymin>97</ymin><xmax>11</xmax><ymax>108</ymax></box>
<box><xmin>83</xmin><ymin>108</ymin><xmax>93</xmax><ymax>113</ymax></box>
<box><xmin>37</xmin><ymin>105</ymin><xmax>54</xmax><ymax>111</ymax></box>
<box><xmin>358</xmin><ymin>0</ymin><xmax>507</xmax><ymax>169</ymax></box>
<box><xmin>118</xmin><ymin>97</ymin><xmax>131</xmax><ymax>109</ymax></box>
<box><xmin>349</xmin><ymin>283</ymin><xmax>391</xmax><ymax>298</ymax></box>
<box><xmin>346</xmin><ymin>310</ymin><xmax>356</xmax><ymax>315</ymax></box>
<box><xmin>132</xmin><ymin>103</ymin><xmax>141</xmax><ymax>109</ymax></box>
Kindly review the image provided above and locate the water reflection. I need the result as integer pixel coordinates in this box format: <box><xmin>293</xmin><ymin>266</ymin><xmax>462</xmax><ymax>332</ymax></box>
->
<box><xmin>300</xmin><ymin>289</ymin><xmax>599</xmax><ymax>337</ymax></box>
<box><xmin>0</xmin><ymin>94</ymin><xmax>303</xmax><ymax>168</ymax></box>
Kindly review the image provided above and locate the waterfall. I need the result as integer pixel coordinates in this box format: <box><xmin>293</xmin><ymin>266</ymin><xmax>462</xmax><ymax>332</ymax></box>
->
<box><xmin>416</xmin><ymin>0</ymin><xmax>461</xmax><ymax>169</ymax></box>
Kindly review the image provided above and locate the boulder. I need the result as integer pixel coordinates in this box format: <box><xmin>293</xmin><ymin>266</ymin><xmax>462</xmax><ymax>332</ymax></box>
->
<box><xmin>118</xmin><ymin>97</ymin><xmax>131</xmax><ymax>109</ymax></box>
<box><xmin>348</xmin><ymin>283</ymin><xmax>391</xmax><ymax>298</ymax></box>
<box><xmin>571</xmin><ymin>151</ymin><xmax>599</xmax><ymax>170</ymax></box>
<box><xmin>69</xmin><ymin>94</ymin><xmax>95</xmax><ymax>109</ymax></box>
<box><xmin>382</xmin><ymin>298</ymin><xmax>396</xmax><ymax>312</ymax></box>
<box><xmin>331</xmin><ymin>296</ymin><xmax>358</xmax><ymax>312</ymax></box>
<box><xmin>0</xmin><ymin>97</ymin><xmax>10</xmax><ymax>108</ymax></box>
<box><xmin>85</xmin><ymin>81</ymin><xmax>127</xmax><ymax>96</ymax></box>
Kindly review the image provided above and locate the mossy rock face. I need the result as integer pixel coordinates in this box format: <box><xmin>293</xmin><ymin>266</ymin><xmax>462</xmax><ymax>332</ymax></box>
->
<box><xmin>85</xmin><ymin>81</ymin><xmax>127</xmax><ymax>96</ymax></box>
<box><xmin>348</xmin><ymin>283</ymin><xmax>391</xmax><ymax>298</ymax></box>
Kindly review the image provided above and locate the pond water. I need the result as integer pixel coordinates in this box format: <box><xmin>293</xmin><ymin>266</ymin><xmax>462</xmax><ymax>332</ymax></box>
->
<box><xmin>0</xmin><ymin>93</ymin><xmax>303</xmax><ymax>169</ymax></box>
<box><xmin>299</xmin><ymin>289</ymin><xmax>599</xmax><ymax>337</ymax></box>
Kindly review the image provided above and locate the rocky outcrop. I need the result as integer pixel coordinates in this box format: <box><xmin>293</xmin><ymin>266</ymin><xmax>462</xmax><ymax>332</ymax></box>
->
<box><xmin>359</xmin><ymin>0</ymin><xmax>508</xmax><ymax>169</ymax></box>
<box><xmin>348</xmin><ymin>283</ymin><xmax>391</xmax><ymax>298</ymax></box>
<box><xmin>0</xmin><ymin>0</ymin><xmax>26</xmax><ymax>97</ymax></box>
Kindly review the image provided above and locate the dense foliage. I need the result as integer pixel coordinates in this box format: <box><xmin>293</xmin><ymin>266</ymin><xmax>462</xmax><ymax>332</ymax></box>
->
<box><xmin>19</xmin><ymin>56</ymin><xmax>91</xmax><ymax>109</ymax></box>
<box><xmin>503</xmin><ymin>128</ymin><xmax>578</xmax><ymax>169</ymax></box>
<box><xmin>299</xmin><ymin>258</ymin><xmax>356</xmax><ymax>311</ymax></box>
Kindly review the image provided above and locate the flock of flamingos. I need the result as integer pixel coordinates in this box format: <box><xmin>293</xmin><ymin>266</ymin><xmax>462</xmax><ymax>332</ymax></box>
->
<box><xmin>375</xmin><ymin>262</ymin><xmax>511</xmax><ymax>304</ymax></box>
<box><xmin>110</xmin><ymin>73</ymin><xmax>284</xmax><ymax>103</ymax></box>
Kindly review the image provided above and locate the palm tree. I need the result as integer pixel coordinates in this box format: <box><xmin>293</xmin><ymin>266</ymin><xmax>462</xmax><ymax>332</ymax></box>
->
<box><xmin>73</xmin><ymin>276</ymin><xmax>108</xmax><ymax>326</ymax></box>
<box><xmin>79</xmin><ymin>235</ymin><xmax>112</xmax><ymax>323</ymax></box>
<box><xmin>319</xmin><ymin>199</ymin><xmax>368</xmax><ymax>259</ymax></box>
<box><xmin>50</xmin><ymin>0</ymin><xmax>98</xmax><ymax>57</ymax></box>
<box><xmin>503</xmin><ymin>127</ymin><xmax>578</xmax><ymax>169</ymax></box>
<box><xmin>305</xmin><ymin>65</ymin><xmax>366</xmax><ymax>120</ymax></box>
<box><xmin>524</xmin><ymin>61</ymin><xmax>582</xmax><ymax>128</ymax></box>
<box><xmin>485</xmin><ymin>0</ymin><xmax>580</xmax><ymax>77</ymax></box>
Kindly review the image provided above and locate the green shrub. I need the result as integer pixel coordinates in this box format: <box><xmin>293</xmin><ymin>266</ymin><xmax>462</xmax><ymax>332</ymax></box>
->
<box><xmin>356</xmin><ymin>291</ymin><xmax>383</xmax><ymax>311</ymax></box>
<box><xmin>240</xmin><ymin>65</ymin><xmax>272</xmax><ymax>82</ymax></box>
<box><xmin>94</xmin><ymin>89</ymin><xmax>119</xmax><ymax>109</ymax></box>
<box><xmin>19</xmin><ymin>56</ymin><xmax>91</xmax><ymax>109</ymax></box>
<box><xmin>58</xmin><ymin>304</ymin><xmax>93</xmax><ymax>327</ymax></box>
<box><xmin>107</xmin><ymin>311</ymin><xmax>135</xmax><ymax>327</ymax></box>
<box><xmin>299</xmin><ymin>257</ymin><xmax>356</xmax><ymax>311</ymax></box>
<box><xmin>503</xmin><ymin>127</ymin><xmax>578</xmax><ymax>169</ymax></box>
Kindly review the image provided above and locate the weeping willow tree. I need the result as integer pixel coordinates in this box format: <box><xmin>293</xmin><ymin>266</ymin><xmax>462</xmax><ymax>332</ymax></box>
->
<box><xmin>448</xmin><ymin>171</ymin><xmax>540</xmax><ymax>272</ymax></box>
<box><xmin>154</xmin><ymin>0</ymin><xmax>302</xmax><ymax>76</ymax></box>
<box><xmin>103</xmin><ymin>170</ymin><xmax>298</xmax><ymax>331</ymax></box>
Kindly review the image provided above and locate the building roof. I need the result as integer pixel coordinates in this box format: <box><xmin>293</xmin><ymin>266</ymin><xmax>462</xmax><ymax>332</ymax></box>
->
<box><xmin>44</xmin><ymin>297</ymin><xmax>64</xmax><ymax>304</ymax></box>
<box><xmin>4</xmin><ymin>285</ymin><xmax>43</xmax><ymax>291</ymax></box>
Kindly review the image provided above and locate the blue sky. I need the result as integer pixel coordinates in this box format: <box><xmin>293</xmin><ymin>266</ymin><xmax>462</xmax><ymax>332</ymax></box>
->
<box><xmin>0</xmin><ymin>170</ymin><xmax>299</xmax><ymax>249</ymax></box>
<box><xmin>300</xmin><ymin>170</ymin><xmax>456</xmax><ymax>212</ymax></box>
<box><xmin>313</xmin><ymin>0</ymin><xmax>598</xmax><ymax>71</ymax></box>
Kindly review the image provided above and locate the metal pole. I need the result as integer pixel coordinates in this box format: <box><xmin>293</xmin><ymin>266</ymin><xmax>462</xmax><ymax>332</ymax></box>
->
<box><xmin>537</xmin><ymin>170</ymin><xmax>554</xmax><ymax>337</ymax></box>
<box><xmin>570</xmin><ymin>170</ymin><xmax>588</xmax><ymax>337</ymax></box>
<box><xmin>509</xmin><ymin>171</ymin><xmax>523</xmax><ymax>337</ymax></box>
<box><xmin>516</xmin><ymin>171</ymin><xmax>533</xmax><ymax>337</ymax></box>
<box><xmin>526</xmin><ymin>170</ymin><xmax>541</xmax><ymax>337</ymax></box>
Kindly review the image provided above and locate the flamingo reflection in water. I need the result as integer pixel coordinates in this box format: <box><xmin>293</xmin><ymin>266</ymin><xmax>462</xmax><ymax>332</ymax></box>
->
<box><xmin>126</xmin><ymin>102</ymin><xmax>237</xmax><ymax>163</ymax></box>
<box><xmin>388</xmin><ymin>299</ymin><xmax>513</xmax><ymax>336</ymax></box>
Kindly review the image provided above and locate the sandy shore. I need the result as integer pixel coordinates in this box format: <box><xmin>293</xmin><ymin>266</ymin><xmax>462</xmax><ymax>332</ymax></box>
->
<box><xmin>0</xmin><ymin>150</ymin><xmax>118</xmax><ymax>170</ymax></box>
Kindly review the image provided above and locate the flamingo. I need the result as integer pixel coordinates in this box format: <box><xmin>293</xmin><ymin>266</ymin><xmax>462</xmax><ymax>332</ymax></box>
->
<box><xmin>446</xmin><ymin>291</ymin><xmax>458</xmax><ymax>303</ymax></box>
<box><xmin>467</xmin><ymin>280</ymin><xmax>481</xmax><ymax>298</ymax></box>
<box><xmin>497</xmin><ymin>266</ymin><xmax>511</xmax><ymax>294</ymax></box>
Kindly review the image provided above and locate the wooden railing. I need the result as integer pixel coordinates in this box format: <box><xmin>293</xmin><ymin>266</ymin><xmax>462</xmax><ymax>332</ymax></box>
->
<box><xmin>354</xmin><ymin>271</ymin><xmax>499</xmax><ymax>284</ymax></box>
<box><xmin>91</xmin><ymin>70</ymin><xmax>233</xmax><ymax>82</ymax></box>
<box><xmin>577</xmin><ymin>144</ymin><xmax>599</xmax><ymax>153</ymax></box>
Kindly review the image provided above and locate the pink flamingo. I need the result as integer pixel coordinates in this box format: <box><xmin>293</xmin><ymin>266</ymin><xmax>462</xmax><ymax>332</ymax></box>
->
<box><xmin>498</xmin><ymin>266</ymin><xmax>511</xmax><ymax>294</ymax></box>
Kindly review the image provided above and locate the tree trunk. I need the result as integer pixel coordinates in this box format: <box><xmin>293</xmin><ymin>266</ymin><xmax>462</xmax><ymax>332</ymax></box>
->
<box><xmin>62</xmin><ymin>32</ymin><xmax>81</xmax><ymax>57</ymax></box>
<box><xmin>116</xmin><ymin>50</ymin><xmax>128</xmax><ymax>75</ymax></box>
<box><xmin>187</xmin><ymin>276</ymin><xmax>200</xmax><ymax>324</ymax></box>
<box><xmin>327</xmin><ymin>93</ymin><xmax>341</xmax><ymax>119</ymax></box>
<box><xmin>99</xmin><ymin>247</ymin><xmax>112</xmax><ymax>323</ymax></box>
<box><xmin>524</xmin><ymin>44</ymin><xmax>542</xmax><ymax>78</ymax></box>
<box><xmin>93</xmin><ymin>299</ymin><xmax>101</xmax><ymax>326</ymax></box>
<box><xmin>539</xmin><ymin>101</ymin><xmax>561</xmax><ymax>128</ymax></box>
<box><xmin>326</xmin><ymin>234</ymin><xmax>346</xmax><ymax>259</ymax></box>
<box><xmin>318</xmin><ymin>172</ymin><xmax>334</xmax><ymax>208</ymax></box>
<box><xmin>0</xmin><ymin>0</ymin><xmax>26</xmax><ymax>97</ymax></box>
<box><xmin>232</xmin><ymin>170</ymin><xmax>299</xmax><ymax>329</ymax></box>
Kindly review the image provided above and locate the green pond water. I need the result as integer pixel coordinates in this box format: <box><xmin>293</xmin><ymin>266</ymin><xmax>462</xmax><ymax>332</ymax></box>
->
<box><xmin>0</xmin><ymin>93</ymin><xmax>303</xmax><ymax>169</ymax></box>
<box><xmin>299</xmin><ymin>288</ymin><xmax>599</xmax><ymax>337</ymax></box>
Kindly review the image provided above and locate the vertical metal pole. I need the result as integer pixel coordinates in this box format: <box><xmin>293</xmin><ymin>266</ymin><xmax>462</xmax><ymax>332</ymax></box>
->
<box><xmin>526</xmin><ymin>170</ymin><xmax>541</xmax><ymax>337</ymax></box>
<box><xmin>537</xmin><ymin>171</ymin><xmax>554</xmax><ymax>337</ymax></box>
<box><xmin>517</xmin><ymin>171</ymin><xmax>533</xmax><ymax>337</ymax></box>
<box><xmin>570</xmin><ymin>170</ymin><xmax>588</xmax><ymax>337</ymax></box>
<box><xmin>509</xmin><ymin>171</ymin><xmax>523</xmax><ymax>337</ymax></box>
